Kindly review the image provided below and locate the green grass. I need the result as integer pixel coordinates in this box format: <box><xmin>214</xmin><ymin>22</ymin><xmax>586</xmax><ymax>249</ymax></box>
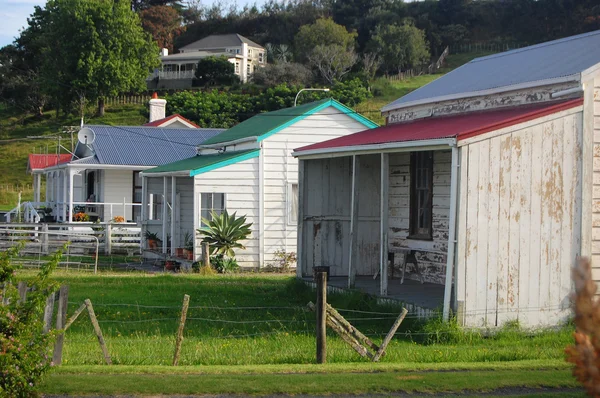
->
<box><xmin>40</xmin><ymin>367</ymin><xmax>581</xmax><ymax>396</ymax></box>
<box><xmin>21</xmin><ymin>272</ymin><xmax>574</xmax><ymax>367</ymax></box>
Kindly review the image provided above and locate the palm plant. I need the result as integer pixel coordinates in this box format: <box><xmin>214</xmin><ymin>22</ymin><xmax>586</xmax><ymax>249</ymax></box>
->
<box><xmin>197</xmin><ymin>210</ymin><xmax>253</xmax><ymax>258</ymax></box>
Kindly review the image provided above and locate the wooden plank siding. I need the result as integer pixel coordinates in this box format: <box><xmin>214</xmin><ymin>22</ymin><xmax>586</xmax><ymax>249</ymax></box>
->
<box><xmin>261</xmin><ymin>109</ymin><xmax>372</xmax><ymax>267</ymax></box>
<box><xmin>456</xmin><ymin>111</ymin><xmax>583</xmax><ymax>327</ymax></box>
<box><xmin>387</xmin><ymin>151</ymin><xmax>452</xmax><ymax>284</ymax></box>
<box><xmin>102</xmin><ymin>170</ymin><xmax>134</xmax><ymax>221</ymax></box>
<box><xmin>592</xmin><ymin>80</ymin><xmax>600</xmax><ymax>279</ymax></box>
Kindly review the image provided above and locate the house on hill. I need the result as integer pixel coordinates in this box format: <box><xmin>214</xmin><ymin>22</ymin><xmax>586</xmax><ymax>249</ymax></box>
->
<box><xmin>148</xmin><ymin>34</ymin><xmax>266</xmax><ymax>88</ymax></box>
<box><xmin>293</xmin><ymin>30</ymin><xmax>600</xmax><ymax>328</ymax></box>
<box><xmin>140</xmin><ymin>99</ymin><xmax>377</xmax><ymax>268</ymax></box>
<box><xmin>14</xmin><ymin>97</ymin><xmax>223</xmax><ymax>224</ymax></box>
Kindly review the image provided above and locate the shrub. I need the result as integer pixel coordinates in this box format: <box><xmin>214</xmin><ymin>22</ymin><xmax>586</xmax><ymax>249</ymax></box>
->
<box><xmin>251</xmin><ymin>62</ymin><xmax>313</xmax><ymax>87</ymax></box>
<box><xmin>0</xmin><ymin>243</ymin><xmax>64</xmax><ymax>397</ymax></box>
<box><xmin>269</xmin><ymin>249</ymin><xmax>297</xmax><ymax>273</ymax></box>
<box><xmin>198</xmin><ymin>210</ymin><xmax>252</xmax><ymax>258</ymax></box>
<box><xmin>194</xmin><ymin>56</ymin><xmax>237</xmax><ymax>86</ymax></box>
<box><xmin>210</xmin><ymin>254</ymin><xmax>239</xmax><ymax>274</ymax></box>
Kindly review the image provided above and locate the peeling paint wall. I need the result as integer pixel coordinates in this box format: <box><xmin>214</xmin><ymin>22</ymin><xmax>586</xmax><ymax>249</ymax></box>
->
<box><xmin>455</xmin><ymin>109</ymin><xmax>583</xmax><ymax>328</ymax></box>
<box><xmin>387</xmin><ymin>151</ymin><xmax>451</xmax><ymax>284</ymax></box>
<box><xmin>384</xmin><ymin>82</ymin><xmax>579</xmax><ymax>124</ymax></box>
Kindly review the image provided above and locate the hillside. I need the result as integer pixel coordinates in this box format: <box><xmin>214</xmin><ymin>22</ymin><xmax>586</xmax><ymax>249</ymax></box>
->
<box><xmin>0</xmin><ymin>52</ymin><xmax>490</xmax><ymax>210</ymax></box>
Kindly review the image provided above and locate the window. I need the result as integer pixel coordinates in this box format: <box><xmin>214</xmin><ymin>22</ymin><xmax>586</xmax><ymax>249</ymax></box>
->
<box><xmin>132</xmin><ymin>171</ymin><xmax>142</xmax><ymax>222</ymax></box>
<box><xmin>200</xmin><ymin>193</ymin><xmax>226</xmax><ymax>227</ymax></box>
<box><xmin>288</xmin><ymin>183</ymin><xmax>298</xmax><ymax>225</ymax></box>
<box><xmin>248</xmin><ymin>49</ymin><xmax>253</xmax><ymax>56</ymax></box>
<box><xmin>258</xmin><ymin>52</ymin><xmax>264</xmax><ymax>63</ymax></box>
<box><xmin>409</xmin><ymin>151</ymin><xmax>433</xmax><ymax>240</ymax></box>
<box><xmin>235</xmin><ymin>62</ymin><xmax>240</xmax><ymax>74</ymax></box>
<box><xmin>149</xmin><ymin>193</ymin><xmax>163</xmax><ymax>221</ymax></box>
<box><xmin>247</xmin><ymin>64</ymin><xmax>251</xmax><ymax>75</ymax></box>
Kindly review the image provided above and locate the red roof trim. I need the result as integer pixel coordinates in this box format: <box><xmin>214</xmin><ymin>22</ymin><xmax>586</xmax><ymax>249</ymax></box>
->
<box><xmin>28</xmin><ymin>154</ymin><xmax>72</xmax><ymax>170</ymax></box>
<box><xmin>144</xmin><ymin>114</ymin><xmax>200</xmax><ymax>128</ymax></box>
<box><xmin>294</xmin><ymin>99</ymin><xmax>583</xmax><ymax>154</ymax></box>
<box><xmin>457</xmin><ymin>98</ymin><xmax>583</xmax><ymax>141</ymax></box>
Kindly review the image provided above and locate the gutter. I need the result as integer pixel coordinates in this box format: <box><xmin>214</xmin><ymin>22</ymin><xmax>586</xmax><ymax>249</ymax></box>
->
<box><xmin>197</xmin><ymin>136</ymin><xmax>259</xmax><ymax>150</ymax></box>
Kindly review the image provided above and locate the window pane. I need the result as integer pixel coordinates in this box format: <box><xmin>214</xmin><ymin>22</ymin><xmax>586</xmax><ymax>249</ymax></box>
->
<box><xmin>214</xmin><ymin>193</ymin><xmax>225</xmax><ymax>211</ymax></box>
<box><xmin>290</xmin><ymin>184</ymin><xmax>298</xmax><ymax>224</ymax></box>
<box><xmin>410</xmin><ymin>151</ymin><xmax>433</xmax><ymax>238</ymax></box>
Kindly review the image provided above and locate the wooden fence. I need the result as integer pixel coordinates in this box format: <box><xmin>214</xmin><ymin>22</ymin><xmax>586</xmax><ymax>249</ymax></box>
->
<box><xmin>0</xmin><ymin>184</ymin><xmax>33</xmax><ymax>192</ymax></box>
<box><xmin>451</xmin><ymin>42</ymin><xmax>528</xmax><ymax>54</ymax></box>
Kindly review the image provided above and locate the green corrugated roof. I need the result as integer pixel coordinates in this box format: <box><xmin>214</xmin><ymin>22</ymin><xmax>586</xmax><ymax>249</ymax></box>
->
<box><xmin>200</xmin><ymin>99</ymin><xmax>377</xmax><ymax>146</ymax></box>
<box><xmin>143</xmin><ymin>149</ymin><xmax>260</xmax><ymax>175</ymax></box>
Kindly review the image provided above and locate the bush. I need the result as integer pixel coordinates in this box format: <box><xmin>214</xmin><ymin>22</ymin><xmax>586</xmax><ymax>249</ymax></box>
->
<box><xmin>211</xmin><ymin>255</ymin><xmax>239</xmax><ymax>274</ymax></box>
<box><xmin>251</xmin><ymin>63</ymin><xmax>313</xmax><ymax>87</ymax></box>
<box><xmin>0</xmin><ymin>243</ymin><xmax>64</xmax><ymax>397</ymax></box>
<box><xmin>194</xmin><ymin>56</ymin><xmax>237</xmax><ymax>86</ymax></box>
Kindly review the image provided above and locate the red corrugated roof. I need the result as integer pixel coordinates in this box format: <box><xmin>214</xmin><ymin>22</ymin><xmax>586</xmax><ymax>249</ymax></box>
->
<box><xmin>27</xmin><ymin>154</ymin><xmax>71</xmax><ymax>170</ymax></box>
<box><xmin>295</xmin><ymin>99</ymin><xmax>583</xmax><ymax>154</ymax></box>
<box><xmin>144</xmin><ymin>114</ymin><xmax>200</xmax><ymax>128</ymax></box>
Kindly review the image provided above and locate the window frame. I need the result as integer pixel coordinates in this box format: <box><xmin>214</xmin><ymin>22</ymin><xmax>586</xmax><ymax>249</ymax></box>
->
<box><xmin>408</xmin><ymin>151</ymin><xmax>434</xmax><ymax>241</ymax></box>
<box><xmin>132</xmin><ymin>171</ymin><xmax>143</xmax><ymax>222</ymax></box>
<box><xmin>199</xmin><ymin>192</ymin><xmax>227</xmax><ymax>228</ymax></box>
<box><xmin>287</xmin><ymin>182</ymin><xmax>299</xmax><ymax>226</ymax></box>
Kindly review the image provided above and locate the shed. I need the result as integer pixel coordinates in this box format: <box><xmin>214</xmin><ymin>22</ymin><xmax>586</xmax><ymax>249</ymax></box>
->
<box><xmin>293</xmin><ymin>30</ymin><xmax>600</xmax><ymax>327</ymax></box>
<box><xmin>140</xmin><ymin>99</ymin><xmax>377</xmax><ymax>268</ymax></box>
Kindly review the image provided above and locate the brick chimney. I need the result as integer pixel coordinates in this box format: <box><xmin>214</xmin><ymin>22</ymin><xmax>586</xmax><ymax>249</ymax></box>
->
<box><xmin>149</xmin><ymin>92</ymin><xmax>166</xmax><ymax>123</ymax></box>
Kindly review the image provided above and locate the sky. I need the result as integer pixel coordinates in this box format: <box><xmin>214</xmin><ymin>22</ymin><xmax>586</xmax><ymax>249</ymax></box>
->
<box><xmin>0</xmin><ymin>0</ymin><xmax>266</xmax><ymax>48</ymax></box>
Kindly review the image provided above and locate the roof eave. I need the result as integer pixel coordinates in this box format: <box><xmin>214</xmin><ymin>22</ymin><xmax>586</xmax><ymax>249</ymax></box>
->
<box><xmin>381</xmin><ymin>74</ymin><xmax>581</xmax><ymax>114</ymax></box>
<box><xmin>141</xmin><ymin>171</ymin><xmax>190</xmax><ymax>177</ymax></box>
<box><xmin>198</xmin><ymin>136</ymin><xmax>260</xmax><ymax>149</ymax></box>
<box><xmin>293</xmin><ymin>138</ymin><xmax>457</xmax><ymax>159</ymax></box>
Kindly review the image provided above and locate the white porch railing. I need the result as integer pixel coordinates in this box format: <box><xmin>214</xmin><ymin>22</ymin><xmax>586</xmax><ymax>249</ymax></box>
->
<box><xmin>4</xmin><ymin>202</ymin><xmax>45</xmax><ymax>223</ymax></box>
<box><xmin>71</xmin><ymin>201</ymin><xmax>142</xmax><ymax>222</ymax></box>
<box><xmin>150</xmin><ymin>70</ymin><xmax>195</xmax><ymax>80</ymax></box>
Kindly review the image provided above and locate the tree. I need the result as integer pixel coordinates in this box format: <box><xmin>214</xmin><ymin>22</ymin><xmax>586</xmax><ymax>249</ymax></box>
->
<box><xmin>368</xmin><ymin>22</ymin><xmax>430</xmax><ymax>74</ymax></box>
<box><xmin>307</xmin><ymin>44</ymin><xmax>358</xmax><ymax>84</ymax></box>
<box><xmin>251</xmin><ymin>62</ymin><xmax>313</xmax><ymax>87</ymax></box>
<box><xmin>194</xmin><ymin>56</ymin><xmax>237</xmax><ymax>86</ymax></box>
<box><xmin>140</xmin><ymin>5</ymin><xmax>186</xmax><ymax>52</ymax></box>
<box><xmin>361</xmin><ymin>52</ymin><xmax>382</xmax><ymax>85</ymax></box>
<box><xmin>294</xmin><ymin>18</ymin><xmax>357</xmax><ymax>62</ymax></box>
<box><xmin>131</xmin><ymin>0</ymin><xmax>182</xmax><ymax>12</ymax></box>
<box><xmin>21</xmin><ymin>0</ymin><xmax>160</xmax><ymax>116</ymax></box>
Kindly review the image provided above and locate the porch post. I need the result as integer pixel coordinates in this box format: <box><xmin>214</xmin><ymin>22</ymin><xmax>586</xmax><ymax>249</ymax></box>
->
<box><xmin>54</xmin><ymin>171</ymin><xmax>59</xmax><ymax>213</ymax></box>
<box><xmin>443</xmin><ymin>145</ymin><xmax>460</xmax><ymax>321</ymax></box>
<box><xmin>348</xmin><ymin>155</ymin><xmax>360</xmax><ymax>288</ymax></box>
<box><xmin>379</xmin><ymin>153</ymin><xmax>389</xmax><ymax>296</ymax></box>
<box><xmin>140</xmin><ymin>175</ymin><xmax>148</xmax><ymax>251</ymax></box>
<box><xmin>62</xmin><ymin>171</ymin><xmax>67</xmax><ymax>222</ymax></box>
<box><xmin>171</xmin><ymin>176</ymin><xmax>177</xmax><ymax>256</ymax></box>
<box><xmin>46</xmin><ymin>173</ymin><xmax>51</xmax><ymax>203</ymax></box>
<box><xmin>68</xmin><ymin>169</ymin><xmax>74</xmax><ymax>223</ymax></box>
<box><xmin>162</xmin><ymin>176</ymin><xmax>168</xmax><ymax>254</ymax></box>
<box><xmin>296</xmin><ymin>159</ymin><xmax>305</xmax><ymax>278</ymax></box>
<box><xmin>34</xmin><ymin>174</ymin><xmax>41</xmax><ymax>203</ymax></box>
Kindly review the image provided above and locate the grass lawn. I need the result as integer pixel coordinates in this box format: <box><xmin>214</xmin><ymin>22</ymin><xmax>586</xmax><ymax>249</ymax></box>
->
<box><xmin>24</xmin><ymin>271</ymin><xmax>574</xmax><ymax>368</ymax></box>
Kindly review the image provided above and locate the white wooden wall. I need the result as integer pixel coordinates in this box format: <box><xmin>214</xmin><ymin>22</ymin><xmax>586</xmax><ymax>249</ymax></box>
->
<box><xmin>102</xmin><ymin>170</ymin><xmax>134</xmax><ymax>221</ymax></box>
<box><xmin>194</xmin><ymin>157</ymin><xmax>260</xmax><ymax>268</ymax></box>
<box><xmin>261</xmin><ymin>108</ymin><xmax>370</xmax><ymax>266</ymax></box>
<box><xmin>387</xmin><ymin>151</ymin><xmax>451</xmax><ymax>284</ymax></box>
<box><xmin>591</xmin><ymin>79</ymin><xmax>600</xmax><ymax>279</ymax></box>
<box><xmin>456</xmin><ymin>110</ymin><xmax>583</xmax><ymax>327</ymax></box>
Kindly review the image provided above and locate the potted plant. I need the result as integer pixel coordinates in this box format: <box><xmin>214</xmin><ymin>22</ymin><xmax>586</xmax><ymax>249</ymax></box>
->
<box><xmin>182</xmin><ymin>232</ymin><xmax>194</xmax><ymax>260</ymax></box>
<box><xmin>145</xmin><ymin>231</ymin><xmax>160</xmax><ymax>250</ymax></box>
<box><xmin>112</xmin><ymin>216</ymin><xmax>125</xmax><ymax>223</ymax></box>
<box><xmin>74</xmin><ymin>212</ymin><xmax>90</xmax><ymax>222</ymax></box>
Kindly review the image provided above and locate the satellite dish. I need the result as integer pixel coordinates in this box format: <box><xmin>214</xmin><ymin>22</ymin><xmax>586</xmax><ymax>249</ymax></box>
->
<box><xmin>77</xmin><ymin>127</ymin><xmax>96</xmax><ymax>145</ymax></box>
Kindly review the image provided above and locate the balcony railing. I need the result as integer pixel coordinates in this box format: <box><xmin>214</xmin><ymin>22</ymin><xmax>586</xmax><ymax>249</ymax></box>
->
<box><xmin>148</xmin><ymin>70</ymin><xmax>195</xmax><ymax>80</ymax></box>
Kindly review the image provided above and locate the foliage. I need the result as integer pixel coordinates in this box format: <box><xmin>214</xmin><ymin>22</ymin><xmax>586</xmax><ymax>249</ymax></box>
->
<box><xmin>198</xmin><ymin>210</ymin><xmax>252</xmax><ymax>258</ymax></box>
<box><xmin>20</xmin><ymin>0</ymin><xmax>160</xmax><ymax>115</ymax></box>
<box><xmin>210</xmin><ymin>254</ymin><xmax>240</xmax><ymax>274</ymax></box>
<box><xmin>251</xmin><ymin>63</ymin><xmax>313</xmax><ymax>87</ymax></box>
<box><xmin>294</xmin><ymin>18</ymin><xmax>357</xmax><ymax>63</ymax></box>
<box><xmin>565</xmin><ymin>257</ymin><xmax>600</xmax><ymax>395</ymax></box>
<box><xmin>73</xmin><ymin>212</ymin><xmax>90</xmax><ymax>222</ymax></box>
<box><xmin>369</xmin><ymin>22</ymin><xmax>431</xmax><ymax>74</ymax></box>
<box><xmin>269</xmin><ymin>249</ymin><xmax>297</xmax><ymax>273</ymax></box>
<box><xmin>308</xmin><ymin>44</ymin><xmax>358</xmax><ymax>84</ymax></box>
<box><xmin>139</xmin><ymin>5</ymin><xmax>186</xmax><ymax>52</ymax></box>
<box><xmin>194</xmin><ymin>56</ymin><xmax>237</xmax><ymax>87</ymax></box>
<box><xmin>0</xmin><ymin>243</ymin><xmax>63</xmax><ymax>397</ymax></box>
<box><xmin>144</xmin><ymin>231</ymin><xmax>160</xmax><ymax>242</ymax></box>
<box><xmin>183</xmin><ymin>231</ymin><xmax>194</xmax><ymax>251</ymax></box>
<box><xmin>264</xmin><ymin>43</ymin><xmax>293</xmax><ymax>63</ymax></box>
<box><xmin>111</xmin><ymin>216</ymin><xmax>125</xmax><ymax>223</ymax></box>
<box><xmin>131</xmin><ymin>0</ymin><xmax>181</xmax><ymax>12</ymax></box>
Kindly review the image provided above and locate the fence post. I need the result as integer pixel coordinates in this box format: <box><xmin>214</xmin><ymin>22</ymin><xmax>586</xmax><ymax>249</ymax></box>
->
<box><xmin>85</xmin><ymin>299</ymin><xmax>112</xmax><ymax>365</ymax></box>
<box><xmin>43</xmin><ymin>293</ymin><xmax>56</xmax><ymax>334</ymax></box>
<box><xmin>202</xmin><ymin>242</ymin><xmax>210</xmax><ymax>268</ymax></box>
<box><xmin>17</xmin><ymin>281</ymin><xmax>27</xmax><ymax>304</ymax></box>
<box><xmin>173</xmin><ymin>294</ymin><xmax>190</xmax><ymax>366</ymax></box>
<box><xmin>104</xmin><ymin>224</ymin><xmax>112</xmax><ymax>255</ymax></box>
<box><xmin>53</xmin><ymin>285</ymin><xmax>69</xmax><ymax>365</ymax></box>
<box><xmin>41</xmin><ymin>224</ymin><xmax>49</xmax><ymax>255</ymax></box>
<box><xmin>316</xmin><ymin>269</ymin><xmax>327</xmax><ymax>364</ymax></box>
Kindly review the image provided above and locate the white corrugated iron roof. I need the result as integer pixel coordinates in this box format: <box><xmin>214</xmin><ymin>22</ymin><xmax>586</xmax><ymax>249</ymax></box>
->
<box><xmin>383</xmin><ymin>30</ymin><xmax>600</xmax><ymax>113</ymax></box>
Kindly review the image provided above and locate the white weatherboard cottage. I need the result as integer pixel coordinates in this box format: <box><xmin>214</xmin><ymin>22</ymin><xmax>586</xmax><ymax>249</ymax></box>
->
<box><xmin>141</xmin><ymin>99</ymin><xmax>377</xmax><ymax>268</ymax></box>
<box><xmin>293</xmin><ymin>30</ymin><xmax>600</xmax><ymax>328</ymax></box>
